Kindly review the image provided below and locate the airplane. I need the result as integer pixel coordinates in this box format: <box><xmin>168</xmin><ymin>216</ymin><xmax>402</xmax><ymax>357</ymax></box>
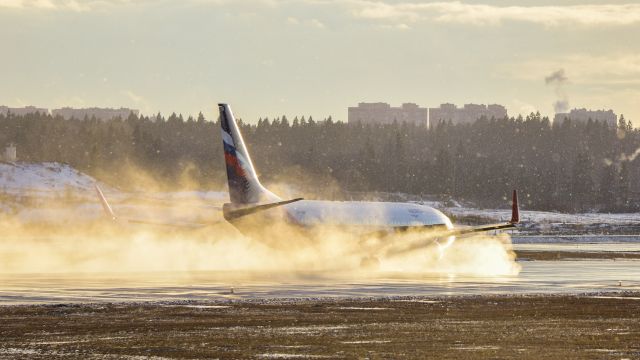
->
<box><xmin>96</xmin><ymin>103</ymin><xmax>519</xmax><ymax>263</ymax></box>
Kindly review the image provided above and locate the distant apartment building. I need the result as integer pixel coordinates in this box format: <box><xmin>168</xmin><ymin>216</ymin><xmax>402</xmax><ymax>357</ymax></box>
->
<box><xmin>553</xmin><ymin>108</ymin><xmax>617</xmax><ymax>127</ymax></box>
<box><xmin>348</xmin><ymin>103</ymin><xmax>428</xmax><ymax>126</ymax></box>
<box><xmin>428</xmin><ymin>103</ymin><xmax>508</xmax><ymax>125</ymax></box>
<box><xmin>52</xmin><ymin>107</ymin><xmax>139</xmax><ymax>121</ymax></box>
<box><xmin>0</xmin><ymin>106</ymin><xmax>49</xmax><ymax>116</ymax></box>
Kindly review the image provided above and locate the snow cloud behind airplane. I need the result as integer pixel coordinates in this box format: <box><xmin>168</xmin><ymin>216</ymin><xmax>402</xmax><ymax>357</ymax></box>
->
<box><xmin>1</xmin><ymin>0</ymin><xmax>639</xmax><ymax>123</ymax></box>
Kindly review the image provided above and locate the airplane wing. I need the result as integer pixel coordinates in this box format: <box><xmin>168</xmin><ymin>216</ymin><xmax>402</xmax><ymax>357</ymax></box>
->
<box><xmin>95</xmin><ymin>184</ymin><xmax>223</xmax><ymax>229</ymax></box>
<box><xmin>383</xmin><ymin>190</ymin><xmax>520</xmax><ymax>257</ymax></box>
<box><xmin>448</xmin><ymin>189</ymin><xmax>519</xmax><ymax>236</ymax></box>
<box><xmin>122</xmin><ymin>194</ymin><xmax>223</xmax><ymax>211</ymax></box>
<box><xmin>95</xmin><ymin>184</ymin><xmax>304</xmax><ymax>229</ymax></box>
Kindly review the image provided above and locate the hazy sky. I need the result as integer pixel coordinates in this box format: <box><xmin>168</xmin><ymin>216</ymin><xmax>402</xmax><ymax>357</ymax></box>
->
<box><xmin>1</xmin><ymin>0</ymin><xmax>639</xmax><ymax>123</ymax></box>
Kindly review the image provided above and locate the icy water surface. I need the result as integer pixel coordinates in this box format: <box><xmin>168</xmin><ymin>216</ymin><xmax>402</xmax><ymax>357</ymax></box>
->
<box><xmin>1</xmin><ymin>258</ymin><xmax>639</xmax><ymax>304</ymax></box>
<box><xmin>2</xmin><ymin>236</ymin><xmax>640</xmax><ymax>304</ymax></box>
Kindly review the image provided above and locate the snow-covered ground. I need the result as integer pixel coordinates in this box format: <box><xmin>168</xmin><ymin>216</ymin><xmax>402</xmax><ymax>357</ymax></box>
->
<box><xmin>0</xmin><ymin>162</ymin><xmax>226</xmax><ymax>223</ymax></box>
<box><xmin>0</xmin><ymin>162</ymin><xmax>100</xmax><ymax>197</ymax></box>
<box><xmin>442</xmin><ymin>205</ymin><xmax>640</xmax><ymax>226</ymax></box>
<box><xmin>0</xmin><ymin>161</ymin><xmax>227</xmax><ymax>200</ymax></box>
<box><xmin>416</xmin><ymin>201</ymin><xmax>640</xmax><ymax>234</ymax></box>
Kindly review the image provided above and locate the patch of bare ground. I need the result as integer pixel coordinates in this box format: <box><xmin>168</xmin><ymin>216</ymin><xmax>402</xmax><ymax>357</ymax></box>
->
<box><xmin>515</xmin><ymin>250</ymin><xmax>640</xmax><ymax>260</ymax></box>
<box><xmin>1</xmin><ymin>294</ymin><xmax>639</xmax><ymax>359</ymax></box>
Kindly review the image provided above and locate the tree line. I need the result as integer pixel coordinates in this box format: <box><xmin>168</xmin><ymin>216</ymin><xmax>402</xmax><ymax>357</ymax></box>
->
<box><xmin>0</xmin><ymin>111</ymin><xmax>638</xmax><ymax>212</ymax></box>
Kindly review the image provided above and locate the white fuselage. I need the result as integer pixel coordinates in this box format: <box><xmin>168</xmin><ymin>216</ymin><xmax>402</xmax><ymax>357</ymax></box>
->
<box><xmin>229</xmin><ymin>200</ymin><xmax>453</xmax><ymax>237</ymax></box>
<box><xmin>283</xmin><ymin>200</ymin><xmax>452</xmax><ymax>230</ymax></box>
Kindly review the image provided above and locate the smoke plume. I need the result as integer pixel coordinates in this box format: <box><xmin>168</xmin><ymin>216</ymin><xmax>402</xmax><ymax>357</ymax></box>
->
<box><xmin>545</xmin><ymin>69</ymin><xmax>570</xmax><ymax>114</ymax></box>
<box><xmin>545</xmin><ymin>69</ymin><xmax>567</xmax><ymax>84</ymax></box>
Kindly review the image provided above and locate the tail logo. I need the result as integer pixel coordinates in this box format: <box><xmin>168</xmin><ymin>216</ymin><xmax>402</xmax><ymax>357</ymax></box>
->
<box><xmin>220</xmin><ymin>109</ymin><xmax>252</xmax><ymax>203</ymax></box>
<box><xmin>219</xmin><ymin>103</ymin><xmax>280</xmax><ymax>204</ymax></box>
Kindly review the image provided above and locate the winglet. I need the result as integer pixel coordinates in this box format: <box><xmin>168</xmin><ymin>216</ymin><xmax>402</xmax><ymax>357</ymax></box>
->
<box><xmin>510</xmin><ymin>190</ymin><xmax>519</xmax><ymax>224</ymax></box>
<box><xmin>95</xmin><ymin>184</ymin><xmax>117</xmax><ymax>221</ymax></box>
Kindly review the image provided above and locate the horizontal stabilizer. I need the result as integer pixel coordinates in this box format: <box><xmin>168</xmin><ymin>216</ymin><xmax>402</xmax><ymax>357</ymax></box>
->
<box><xmin>223</xmin><ymin>198</ymin><xmax>303</xmax><ymax>221</ymax></box>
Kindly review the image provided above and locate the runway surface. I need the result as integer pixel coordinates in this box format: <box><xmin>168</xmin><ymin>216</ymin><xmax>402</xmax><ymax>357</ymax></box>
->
<box><xmin>3</xmin><ymin>292</ymin><xmax>639</xmax><ymax>359</ymax></box>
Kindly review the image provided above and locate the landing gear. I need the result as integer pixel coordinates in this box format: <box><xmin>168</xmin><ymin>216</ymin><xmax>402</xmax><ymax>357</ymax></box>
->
<box><xmin>435</xmin><ymin>236</ymin><xmax>457</xmax><ymax>259</ymax></box>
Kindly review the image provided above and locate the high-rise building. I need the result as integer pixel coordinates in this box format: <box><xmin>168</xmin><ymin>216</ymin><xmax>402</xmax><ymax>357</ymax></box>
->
<box><xmin>0</xmin><ymin>106</ymin><xmax>49</xmax><ymax>116</ymax></box>
<box><xmin>348</xmin><ymin>102</ymin><xmax>428</xmax><ymax>126</ymax></box>
<box><xmin>428</xmin><ymin>103</ymin><xmax>508</xmax><ymax>125</ymax></box>
<box><xmin>553</xmin><ymin>108</ymin><xmax>617</xmax><ymax>127</ymax></box>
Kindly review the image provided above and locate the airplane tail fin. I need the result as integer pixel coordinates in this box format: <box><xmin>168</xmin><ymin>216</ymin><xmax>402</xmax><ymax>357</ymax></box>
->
<box><xmin>218</xmin><ymin>104</ymin><xmax>279</xmax><ymax>204</ymax></box>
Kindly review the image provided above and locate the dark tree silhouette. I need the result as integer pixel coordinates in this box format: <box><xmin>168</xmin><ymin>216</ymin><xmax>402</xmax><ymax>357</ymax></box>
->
<box><xmin>0</xmin><ymin>111</ymin><xmax>638</xmax><ymax>212</ymax></box>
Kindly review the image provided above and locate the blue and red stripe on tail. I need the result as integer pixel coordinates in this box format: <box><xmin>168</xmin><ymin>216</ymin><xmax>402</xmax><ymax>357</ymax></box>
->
<box><xmin>218</xmin><ymin>104</ymin><xmax>279</xmax><ymax>205</ymax></box>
